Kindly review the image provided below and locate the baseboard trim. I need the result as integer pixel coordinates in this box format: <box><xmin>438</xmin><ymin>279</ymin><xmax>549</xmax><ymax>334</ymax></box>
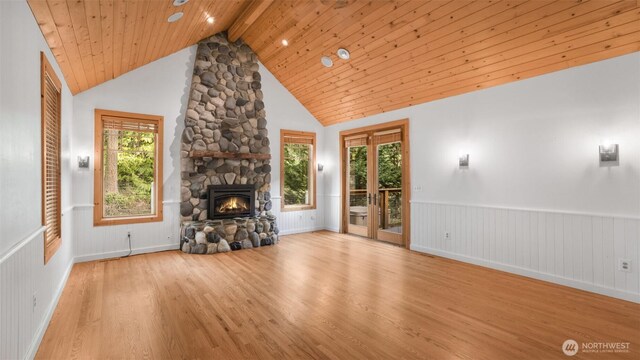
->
<box><xmin>24</xmin><ymin>242</ymin><xmax>180</xmax><ymax>358</ymax></box>
<box><xmin>279</xmin><ymin>226</ymin><xmax>326</xmax><ymax>236</ymax></box>
<box><xmin>411</xmin><ymin>244</ymin><xmax>640</xmax><ymax>303</ymax></box>
<box><xmin>25</xmin><ymin>259</ymin><xmax>74</xmax><ymax>360</ymax></box>
<box><xmin>74</xmin><ymin>243</ymin><xmax>180</xmax><ymax>263</ymax></box>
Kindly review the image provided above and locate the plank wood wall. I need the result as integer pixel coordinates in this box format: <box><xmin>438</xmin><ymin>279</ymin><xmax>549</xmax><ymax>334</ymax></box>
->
<box><xmin>320</xmin><ymin>198</ymin><xmax>639</xmax><ymax>301</ymax></box>
<box><xmin>72</xmin><ymin>198</ymin><xmax>325</xmax><ymax>261</ymax></box>
<box><xmin>1</xmin><ymin>201</ymin><xmax>637</xmax><ymax>360</ymax></box>
<box><xmin>0</xmin><ymin>198</ymin><xmax>325</xmax><ymax>360</ymax></box>
<box><xmin>410</xmin><ymin>201</ymin><xmax>640</xmax><ymax>302</ymax></box>
<box><xmin>0</xmin><ymin>209</ymin><xmax>74</xmax><ymax>360</ymax></box>
<box><xmin>73</xmin><ymin>203</ymin><xmax>181</xmax><ymax>262</ymax></box>
<box><xmin>271</xmin><ymin>196</ymin><xmax>325</xmax><ymax>235</ymax></box>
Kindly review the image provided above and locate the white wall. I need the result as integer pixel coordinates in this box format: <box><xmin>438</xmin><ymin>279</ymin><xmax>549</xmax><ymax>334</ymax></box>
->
<box><xmin>0</xmin><ymin>1</ymin><xmax>75</xmax><ymax>359</ymax></box>
<box><xmin>71</xmin><ymin>46</ymin><xmax>196</xmax><ymax>261</ymax></box>
<box><xmin>260</xmin><ymin>65</ymin><xmax>326</xmax><ymax>234</ymax></box>
<box><xmin>70</xmin><ymin>47</ymin><xmax>327</xmax><ymax>260</ymax></box>
<box><xmin>323</xmin><ymin>53</ymin><xmax>640</xmax><ymax>301</ymax></box>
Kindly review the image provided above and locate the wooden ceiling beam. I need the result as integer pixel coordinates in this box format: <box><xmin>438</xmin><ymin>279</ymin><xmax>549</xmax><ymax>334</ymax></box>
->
<box><xmin>228</xmin><ymin>0</ymin><xmax>274</xmax><ymax>42</ymax></box>
<box><xmin>246</xmin><ymin>0</ymin><xmax>353</xmax><ymax>60</ymax></box>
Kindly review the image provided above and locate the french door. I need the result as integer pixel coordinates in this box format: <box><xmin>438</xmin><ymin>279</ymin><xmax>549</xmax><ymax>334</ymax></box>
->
<box><xmin>341</xmin><ymin>120</ymin><xmax>409</xmax><ymax>246</ymax></box>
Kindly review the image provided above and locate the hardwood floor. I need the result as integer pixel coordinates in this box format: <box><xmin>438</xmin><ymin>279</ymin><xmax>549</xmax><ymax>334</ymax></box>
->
<box><xmin>37</xmin><ymin>231</ymin><xmax>639</xmax><ymax>359</ymax></box>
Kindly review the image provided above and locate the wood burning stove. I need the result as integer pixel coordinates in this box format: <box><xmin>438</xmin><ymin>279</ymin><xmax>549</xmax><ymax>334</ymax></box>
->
<box><xmin>208</xmin><ymin>184</ymin><xmax>255</xmax><ymax>219</ymax></box>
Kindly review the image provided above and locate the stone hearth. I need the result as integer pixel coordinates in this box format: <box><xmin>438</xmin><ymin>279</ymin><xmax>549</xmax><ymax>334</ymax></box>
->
<box><xmin>180</xmin><ymin>215</ymin><xmax>278</xmax><ymax>254</ymax></box>
<box><xmin>179</xmin><ymin>32</ymin><xmax>276</xmax><ymax>254</ymax></box>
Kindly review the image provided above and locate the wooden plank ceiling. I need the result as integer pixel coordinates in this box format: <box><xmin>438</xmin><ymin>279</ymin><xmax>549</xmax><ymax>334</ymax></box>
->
<box><xmin>29</xmin><ymin>0</ymin><xmax>640</xmax><ymax>126</ymax></box>
<box><xmin>27</xmin><ymin>0</ymin><xmax>249</xmax><ymax>94</ymax></box>
<box><xmin>242</xmin><ymin>0</ymin><xmax>640</xmax><ymax>125</ymax></box>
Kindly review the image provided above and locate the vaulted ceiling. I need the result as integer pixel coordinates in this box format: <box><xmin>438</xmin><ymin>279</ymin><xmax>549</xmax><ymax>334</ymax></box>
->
<box><xmin>29</xmin><ymin>0</ymin><xmax>640</xmax><ymax>126</ymax></box>
<box><xmin>27</xmin><ymin>0</ymin><xmax>249</xmax><ymax>94</ymax></box>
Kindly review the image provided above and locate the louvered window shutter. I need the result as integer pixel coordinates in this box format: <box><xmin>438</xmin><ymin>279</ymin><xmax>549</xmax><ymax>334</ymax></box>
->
<box><xmin>41</xmin><ymin>54</ymin><xmax>62</xmax><ymax>263</ymax></box>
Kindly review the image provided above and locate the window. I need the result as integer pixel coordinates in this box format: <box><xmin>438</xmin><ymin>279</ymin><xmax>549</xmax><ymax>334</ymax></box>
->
<box><xmin>281</xmin><ymin>130</ymin><xmax>316</xmax><ymax>211</ymax></box>
<box><xmin>94</xmin><ymin>109</ymin><xmax>163</xmax><ymax>226</ymax></box>
<box><xmin>41</xmin><ymin>53</ymin><xmax>62</xmax><ymax>263</ymax></box>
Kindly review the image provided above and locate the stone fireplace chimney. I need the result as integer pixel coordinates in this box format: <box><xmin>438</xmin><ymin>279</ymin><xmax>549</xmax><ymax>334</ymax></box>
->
<box><xmin>179</xmin><ymin>32</ymin><xmax>277</xmax><ymax>254</ymax></box>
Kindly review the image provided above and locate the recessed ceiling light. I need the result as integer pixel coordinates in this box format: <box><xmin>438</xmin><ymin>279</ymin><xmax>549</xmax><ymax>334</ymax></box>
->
<box><xmin>321</xmin><ymin>56</ymin><xmax>333</xmax><ymax>68</ymax></box>
<box><xmin>337</xmin><ymin>48</ymin><xmax>350</xmax><ymax>60</ymax></box>
<box><xmin>173</xmin><ymin>0</ymin><xmax>188</xmax><ymax>6</ymax></box>
<box><xmin>206</xmin><ymin>16</ymin><xmax>215</xmax><ymax>24</ymax></box>
<box><xmin>168</xmin><ymin>12</ymin><xmax>183</xmax><ymax>23</ymax></box>
<box><xmin>281</xmin><ymin>39</ymin><xmax>289</xmax><ymax>46</ymax></box>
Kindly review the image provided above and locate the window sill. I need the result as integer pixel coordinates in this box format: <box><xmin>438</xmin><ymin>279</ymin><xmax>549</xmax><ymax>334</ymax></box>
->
<box><xmin>94</xmin><ymin>213</ymin><xmax>163</xmax><ymax>227</ymax></box>
<box><xmin>280</xmin><ymin>205</ymin><xmax>316</xmax><ymax>212</ymax></box>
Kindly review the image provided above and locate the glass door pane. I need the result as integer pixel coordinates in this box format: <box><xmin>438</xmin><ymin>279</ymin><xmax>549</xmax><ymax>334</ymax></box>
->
<box><xmin>376</xmin><ymin>142</ymin><xmax>402</xmax><ymax>236</ymax></box>
<box><xmin>347</xmin><ymin>145</ymin><xmax>368</xmax><ymax>237</ymax></box>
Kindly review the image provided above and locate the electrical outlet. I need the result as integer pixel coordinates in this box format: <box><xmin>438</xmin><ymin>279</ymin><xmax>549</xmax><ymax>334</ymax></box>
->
<box><xmin>32</xmin><ymin>292</ymin><xmax>37</xmax><ymax>312</ymax></box>
<box><xmin>444</xmin><ymin>232</ymin><xmax>450</xmax><ymax>240</ymax></box>
<box><xmin>413</xmin><ymin>185</ymin><xmax>423</xmax><ymax>192</ymax></box>
<box><xmin>618</xmin><ymin>259</ymin><xmax>632</xmax><ymax>273</ymax></box>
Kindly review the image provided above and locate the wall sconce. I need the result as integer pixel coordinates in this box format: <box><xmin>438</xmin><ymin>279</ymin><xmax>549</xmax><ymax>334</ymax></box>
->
<box><xmin>599</xmin><ymin>143</ymin><xmax>619</xmax><ymax>163</ymax></box>
<box><xmin>317</xmin><ymin>163</ymin><xmax>324</xmax><ymax>172</ymax></box>
<box><xmin>78</xmin><ymin>156</ymin><xmax>90</xmax><ymax>169</ymax></box>
<box><xmin>459</xmin><ymin>154</ymin><xmax>469</xmax><ymax>168</ymax></box>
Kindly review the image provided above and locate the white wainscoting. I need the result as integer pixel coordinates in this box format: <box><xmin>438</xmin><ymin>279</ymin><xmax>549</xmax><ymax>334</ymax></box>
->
<box><xmin>271</xmin><ymin>196</ymin><xmax>325</xmax><ymax>235</ymax></box>
<box><xmin>411</xmin><ymin>201</ymin><xmax>640</xmax><ymax>303</ymax></box>
<box><xmin>0</xmin><ymin>209</ymin><xmax>74</xmax><ymax>360</ymax></box>
<box><xmin>72</xmin><ymin>197</ymin><xmax>326</xmax><ymax>262</ymax></box>
<box><xmin>73</xmin><ymin>202</ymin><xmax>182</xmax><ymax>262</ymax></box>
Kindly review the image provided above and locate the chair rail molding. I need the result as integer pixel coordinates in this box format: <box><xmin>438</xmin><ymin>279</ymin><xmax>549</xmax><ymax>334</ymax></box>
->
<box><xmin>0</xmin><ymin>226</ymin><xmax>46</xmax><ymax>265</ymax></box>
<box><xmin>409</xmin><ymin>200</ymin><xmax>640</xmax><ymax>220</ymax></box>
<box><xmin>410</xmin><ymin>201</ymin><xmax>640</xmax><ymax>303</ymax></box>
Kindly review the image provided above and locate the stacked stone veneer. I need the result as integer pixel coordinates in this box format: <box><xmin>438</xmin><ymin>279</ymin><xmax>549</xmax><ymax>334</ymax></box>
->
<box><xmin>180</xmin><ymin>32</ymin><xmax>277</xmax><ymax>254</ymax></box>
